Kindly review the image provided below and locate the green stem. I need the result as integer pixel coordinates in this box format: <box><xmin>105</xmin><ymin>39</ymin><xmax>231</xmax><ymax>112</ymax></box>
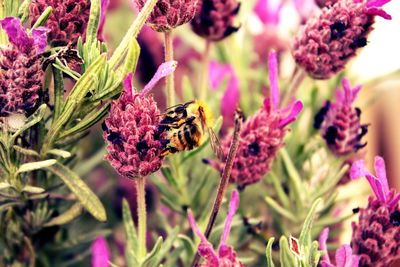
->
<box><xmin>190</xmin><ymin>109</ymin><xmax>243</xmax><ymax>267</ymax></box>
<box><xmin>137</xmin><ymin>177</ymin><xmax>147</xmax><ymax>260</ymax></box>
<box><xmin>164</xmin><ymin>31</ymin><xmax>175</xmax><ymax>107</ymax></box>
<box><xmin>109</xmin><ymin>0</ymin><xmax>159</xmax><ymax>69</ymax></box>
<box><xmin>199</xmin><ymin>40</ymin><xmax>211</xmax><ymax>100</ymax></box>
<box><xmin>281</xmin><ymin>67</ymin><xmax>306</xmax><ymax>107</ymax></box>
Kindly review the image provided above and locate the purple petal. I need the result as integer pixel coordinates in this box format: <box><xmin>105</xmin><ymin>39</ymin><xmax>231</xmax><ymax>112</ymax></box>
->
<box><xmin>198</xmin><ymin>243</ymin><xmax>219</xmax><ymax>266</ymax></box>
<box><xmin>221</xmin><ymin>71</ymin><xmax>240</xmax><ymax>128</ymax></box>
<box><xmin>219</xmin><ymin>190</ymin><xmax>239</xmax><ymax>247</ymax></box>
<box><xmin>319</xmin><ymin>228</ymin><xmax>331</xmax><ymax>264</ymax></box>
<box><xmin>141</xmin><ymin>61</ymin><xmax>177</xmax><ymax>96</ymax></box>
<box><xmin>388</xmin><ymin>193</ymin><xmax>400</xmax><ymax>210</ymax></box>
<box><xmin>374</xmin><ymin>156</ymin><xmax>389</xmax><ymax>199</ymax></box>
<box><xmin>254</xmin><ymin>0</ymin><xmax>282</xmax><ymax>25</ymax></box>
<box><xmin>350</xmin><ymin>160</ymin><xmax>368</xmax><ymax>180</ymax></box>
<box><xmin>320</xmin><ymin>261</ymin><xmax>335</xmax><ymax>267</ymax></box>
<box><xmin>187</xmin><ymin>209</ymin><xmax>209</xmax><ymax>244</ymax></box>
<box><xmin>350</xmin><ymin>255</ymin><xmax>361</xmax><ymax>267</ymax></box>
<box><xmin>123</xmin><ymin>73</ymin><xmax>134</xmax><ymax>100</ymax></box>
<box><xmin>340</xmin><ymin>79</ymin><xmax>361</xmax><ymax>105</ymax></box>
<box><xmin>98</xmin><ymin>0</ymin><xmax>110</xmax><ymax>40</ymax></box>
<box><xmin>0</xmin><ymin>17</ymin><xmax>30</xmax><ymax>50</ymax></box>
<box><xmin>32</xmin><ymin>27</ymin><xmax>50</xmax><ymax>53</ymax></box>
<box><xmin>91</xmin><ymin>236</ymin><xmax>110</xmax><ymax>267</ymax></box>
<box><xmin>278</xmin><ymin>100</ymin><xmax>303</xmax><ymax>128</ymax></box>
<box><xmin>268</xmin><ymin>51</ymin><xmax>280</xmax><ymax>110</ymax></box>
<box><xmin>335</xmin><ymin>245</ymin><xmax>353</xmax><ymax>267</ymax></box>
<box><xmin>293</xmin><ymin>0</ymin><xmax>317</xmax><ymax>22</ymax></box>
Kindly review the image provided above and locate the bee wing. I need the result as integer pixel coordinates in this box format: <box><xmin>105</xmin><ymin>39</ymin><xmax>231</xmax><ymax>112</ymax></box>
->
<box><xmin>208</xmin><ymin>127</ymin><xmax>224</xmax><ymax>161</ymax></box>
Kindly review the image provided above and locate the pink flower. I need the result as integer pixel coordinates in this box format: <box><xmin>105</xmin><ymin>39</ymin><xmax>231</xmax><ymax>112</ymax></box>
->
<box><xmin>319</xmin><ymin>228</ymin><xmax>360</xmax><ymax>267</ymax></box>
<box><xmin>188</xmin><ymin>190</ymin><xmax>243</xmax><ymax>267</ymax></box>
<box><xmin>91</xmin><ymin>236</ymin><xmax>110</xmax><ymax>267</ymax></box>
<box><xmin>350</xmin><ymin>156</ymin><xmax>400</xmax><ymax>267</ymax></box>
<box><xmin>293</xmin><ymin>0</ymin><xmax>317</xmax><ymax>23</ymax></box>
<box><xmin>253</xmin><ymin>0</ymin><xmax>282</xmax><ymax>25</ymax></box>
<box><xmin>103</xmin><ymin>61</ymin><xmax>177</xmax><ymax>179</ymax></box>
<box><xmin>209</xmin><ymin>61</ymin><xmax>240</xmax><ymax>129</ymax></box>
<box><xmin>0</xmin><ymin>17</ymin><xmax>49</xmax><ymax>116</ymax></box>
<box><xmin>209</xmin><ymin>51</ymin><xmax>303</xmax><ymax>188</ymax></box>
<box><xmin>292</xmin><ymin>0</ymin><xmax>393</xmax><ymax>79</ymax></box>
<box><xmin>98</xmin><ymin>0</ymin><xmax>111</xmax><ymax>41</ymax></box>
<box><xmin>314</xmin><ymin>79</ymin><xmax>368</xmax><ymax>156</ymax></box>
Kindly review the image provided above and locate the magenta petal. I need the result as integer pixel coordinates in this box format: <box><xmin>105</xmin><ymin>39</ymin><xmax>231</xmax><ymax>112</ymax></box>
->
<box><xmin>219</xmin><ymin>190</ymin><xmax>239</xmax><ymax>247</ymax></box>
<box><xmin>32</xmin><ymin>27</ymin><xmax>50</xmax><ymax>53</ymax></box>
<box><xmin>388</xmin><ymin>193</ymin><xmax>400</xmax><ymax>209</ymax></box>
<box><xmin>209</xmin><ymin>61</ymin><xmax>230</xmax><ymax>91</ymax></box>
<box><xmin>98</xmin><ymin>0</ymin><xmax>110</xmax><ymax>40</ymax></box>
<box><xmin>91</xmin><ymin>236</ymin><xmax>110</xmax><ymax>267</ymax></box>
<box><xmin>278</xmin><ymin>100</ymin><xmax>303</xmax><ymax>128</ymax></box>
<box><xmin>350</xmin><ymin>160</ymin><xmax>368</xmax><ymax>180</ymax></box>
<box><xmin>187</xmin><ymin>209</ymin><xmax>209</xmax><ymax>244</ymax></box>
<box><xmin>335</xmin><ymin>245</ymin><xmax>353</xmax><ymax>267</ymax></box>
<box><xmin>319</xmin><ymin>228</ymin><xmax>330</xmax><ymax>263</ymax></box>
<box><xmin>198</xmin><ymin>243</ymin><xmax>219</xmax><ymax>266</ymax></box>
<box><xmin>123</xmin><ymin>73</ymin><xmax>134</xmax><ymax>100</ymax></box>
<box><xmin>367</xmin><ymin>0</ymin><xmax>391</xmax><ymax>8</ymax></box>
<box><xmin>374</xmin><ymin>156</ymin><xmax>389</xmax><ymax>198</ymax></box>
<box><xmin>254</xmin><ymin>0</ymin><xmax>281</xmax><ymax>25</ymax></box>
<box><xmin>320</xmin><ymin>261</ymin><xmax>335</xmax><ymax>267</ymax></box>
<box><xmin>0</xmin><ymin>17</ymin><xmax>30</xmax><ymax>50</ymax></box>
<box><xmin>141</xmin><ymin>61</ymin><xmax>177</xmax><ymax>96</ymax></box>
<box><xmin>221</xmin><ymin>76</ymin><xmax>240</xmax><ymax>128</ymax></box>
<box><xmin>268</xmin><ymin>51</ymin><xmax>280</xmax><ymax>110</ymax></box>
<box><xmin>366</xmin><ymin>7</ymin><xmax>392</xmax><ymax>19</ymax></box>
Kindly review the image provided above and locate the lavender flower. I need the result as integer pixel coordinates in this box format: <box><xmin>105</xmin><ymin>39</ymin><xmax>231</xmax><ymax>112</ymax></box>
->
<box><xmin>319</xmin><ymin>228</ymin><xmax>360</xmax><ymax>267</ymax></box>
<box><xmin>191</xmin><ymin>0</ymin><xmax>241</xmax><ymax>41</ymax></box>
<box><xmin>91</xmin><ymin>236</ymin><xmax>110</xmax><ymax>267</ymax></box>
<box><xmin>103</xmin><ymin>61</ymin><xmax>177</xmax><ymax>179</ymax></box>
<box><xmin>292</xmin><ymin>0</ymin><xmax>393</xmax><ymax>79</ymax></box>
<box><xmin>187</xmin><ymin>190</ymin><xmax>243</xmax><ymax>267</ymax></box>
<box><xmin>29</xmin><ymin>0</ymin><xmax>91</xmax><ymax>46</ymax></box>
<box><xmin>209</xmin><ymin>61</ymin><xmax>240</xmax><ymax>130</ymax></box>
<box><xmin>210</xmin><ymin>51</ymin><xmax>303</xmax><ymax>188</ymax></box>
<box><xmin>133</xmin><ymin>0</ymin><xmax>198</xmax><ymax>32</ymax></box>
<box><xmin>253</xmin><ymin>0</ymin><xmax>282</xmax><ymax>25</ymax></box>
<box><xmin>350</xmin><ymin>156</ymin><xmax>400</xmax><ymax>267</ymax></box>
<box><xmin>0</xmin><ymin>17</ymin><xmax>49</xmax><ymax>116</ymax></box>
<box><xmin>314</xmin><ymin>79</ymin><xmax>368</xmax><ymax>156</ymax></box>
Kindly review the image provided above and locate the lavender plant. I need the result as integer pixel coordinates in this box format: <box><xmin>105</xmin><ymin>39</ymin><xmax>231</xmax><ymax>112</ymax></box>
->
<box><xmin>1</xmin><ymin>0</ymin><xmax>399</xmax><ymax>266</ymax></box>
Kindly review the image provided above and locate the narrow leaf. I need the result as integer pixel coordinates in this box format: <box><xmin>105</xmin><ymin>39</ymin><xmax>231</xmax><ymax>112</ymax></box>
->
<box><xmin>12</xmin><ymin>146</ymin><xmax>40</xmax><ymax>157</ymax></box>
<box><xmin>22</xmin><ymin>185</ymin><xmax>45</xmax><ymax>194</ymax></box>
<box><xmin>299</xmin><ymin>198</ymin><xmax>321</xmax><ymax>246</ymax></box>
<box><xmin>45</xmin><ymin>163</ymin><xmax>107</xmax><ymax>222</ymax></box>
<box><xmin>44</xmin><ymin>203</ymin><xmax>83</xmax><ymax>227</ymax></box>
<box><xmin>279</xmin><ymin>236</ymin><xmax>297</xmax><ymax>267</ymax></box>
<box><xmin>141</xmin><ymin>236</ymin><xmax>163</xmax><ymax>266</ymax></box>
<box><xmin>31</xmin><ymin>6</ymin><xmax>52</xmax><ymax>29</ymax></box>
<box><xmin>16</xmin><ymin>159</ymin><xmax>57</xmax><ymax>175</ymax></box>
<box><xmin>122</xmin><ymin>198</ymin><xmax>138</xmax><ymax>266</ymax></box>
<box><xmin>266</xmin><ymin>237</ymin><xmax>276</xmax><ymax>267</ymax></box>
<box><xmin>265</xmin><ymin>196</ymin><xmax>297</xmax><ymax>222</ymax></box>
<box><xmin>85</xmin><ymin>0</ymin><xmax>100</xmax><ymax>47</ymax></box>
<box><xmin>47</xmin><ymin>149</ymin><xmax>72</xmax><ymax>159</ymax></box>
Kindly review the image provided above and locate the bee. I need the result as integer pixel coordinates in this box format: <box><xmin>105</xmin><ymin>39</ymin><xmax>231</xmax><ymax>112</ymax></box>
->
<box><xmin>159</xmin><ymin>100</ymin><xmax>222</xmax><ymax>159</ymax></box>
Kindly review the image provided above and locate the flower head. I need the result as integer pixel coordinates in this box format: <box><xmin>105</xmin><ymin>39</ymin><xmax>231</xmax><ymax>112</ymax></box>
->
<box><xmin>133</xmin><ymin>0</ymin><xmax>198</xmax><ymax>32</ymax></box>
<box><xmin>91</xmin><ymin>236</ymin><xmax>110</xmax><ymax>267</ymax></box>
<box><xmin>319</xmin><ymin>228</ymin><xmax>360</xmax><ymax>267</ymax></box>
<box><xmin>29</xmin><ymin>0</ymin><xmax>92</xmax><ymax>46</ymax></box>
<box><xmin>103</xmin><ymin>61</ymin><xmax>177</xmax><ymax>179</ymax></box>
<box><xmin>0</xmin><ymin>17</ymin><xmax>49</xmax><ymax>116</ymax></box>
<box><xmin>209</xmin><ymin>61</ymin><xmax>240</xmax><ymax>130</ymax></box>
<box><xmin>191</xmin><ymin>0</ymin><xmax>241</xmax><ymax>42</ymax></box>
<box><xmin>209</xmin><ymin>51</ymin><xmax>303</xmax><ymax>188</ymax></box>
<box><xmin>292</xmin><ymin>0</ymin><xmax>393</xmax><ymax>79</ymax></box>
<box><xmin>188</xmin><ymin>190</ymin><xmax>243</xmax><ymax>267</ymax></box>
<box><xmin>350</xmin><ymin>156</ymin><xmax>400</xmax><ymax>267</ymax></box>
<box><xmin>314</xmin><ymin>79</ymin><xmax>368</xmax><ymax>156</ymax></box>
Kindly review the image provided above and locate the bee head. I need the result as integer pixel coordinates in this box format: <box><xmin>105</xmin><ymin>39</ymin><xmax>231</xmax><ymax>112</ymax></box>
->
<box><xmin>195</xmin><ymin>100</ymin><xmax>214</xmax><ymax>128</ymax></box>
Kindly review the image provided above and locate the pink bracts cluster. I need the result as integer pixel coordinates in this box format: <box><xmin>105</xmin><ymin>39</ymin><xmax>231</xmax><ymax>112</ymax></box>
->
<box><xmin>210</xmin><ymin>51</ymin><xmax>303</xmax><ymax>188</ymax></box>
<box><xmin>103</xmin><ymin>61</ymin><xmax>177</xmax><ymax>179</ymax></box>
<box><xmin>292</xmin><ymin>0</ymin><xmax>393</xmax><ymax>79</ymax></box>
<box><xmin>314</xmin><ymin>79</ymin><xmax>368</xmax><ymax>156</ymax></box>
<box><xmin>0</xmin><ymin>17</ymin><xmax>49</xmax><ymax>116</ymax></box>
<box><xmin>188</xmin><ymin>190</ymin><xmax>243</xmax><ymax>267</ymax></box>
<box><xmin>350</xmin><ymin>156</ymin><xmax>400</xmax><ymax>267</ymax></box>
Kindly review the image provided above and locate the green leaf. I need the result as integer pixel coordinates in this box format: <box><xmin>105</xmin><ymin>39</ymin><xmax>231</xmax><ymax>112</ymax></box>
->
<box><xmin>47</xmin><ymin>149</ymin><xmax>72</xmax><ymax>159</ymax></box>
<box><xmin>45</xmin><ymin>163</ymin><xmax>107</xmax><ymax>222</ymax></box>
<box><xmin>0</xmin><ymin>182</ymin><xmax>12</xmax><ymax>190</ymax></box>
<box><xmin>299</xmin><ymin>198</ymin><xmax>321</xmax><ymax>247</ymax></box>
<box><xmin>150</xmin><ymin>227</ymin><xmax>180</xmax><ymax>267</ymax></box>
<box><xmin>123</xmin><ymin>199</ymin><xmax>139</xmax><ymax>267</ymax></box>
<box><xmin>12</xmin><ymin>146</ymin><xmax>40</xmax><ymax>157</ymax></box>
<box><xmin>16</xmin><ymin>159</ymin><xmax>57</xmax><ymax>175</ymax></box>
<box><xmin>11</xmin><ymin>104</ymin><xmax>47</xmax><ymax>146</ymax></box>
<box><xmin>119</xmin><ymin>37</ymin><xmax>140</xmax><ymax>78</ymax></box>
<box><xmin>85</xmin><ymin>0</ymin><xmax>100</xmax><ymax>47</ymax></box>
<box><xmin>279</xmin><ymin>236</ymin><xmax>297</xmax><ymax>267</ymax></box>
<box><xmin>268</xmin><ymin>172</ymin><xmax>290</xmax><ymax>209</ymax></box>
<box><xmin>141</xmin><ymin>236</ymin><xmax>163</xmax><ymax>267</ymax></box>
<box><xmin>265</xmin><ymin>196</ymin><xmax>297</xmax><ymax>222</ymax></box>
<box><xmin>21</xmin><ymin>185</ymin><xmax>45</xmax><ymax>194</ymax></box>
<box><xmin>44</xmin><ymin>203</ymin><xmax>83</xmax><ymax>227</ymax></box>
<box><xmin>17</xmin><ymin>0</ymin><xmax>31</xmax><ymax>23</ymax></box>
<box><xmin>266</xmin><ymin>237</ymin><xmax>276</xmax><ymax>267</ymax></box>
<box><xmin>59</xmin><ymin>103</ymin><xmax>110</xmax><ymax>139</ymax></box>
<box><xmin>53</xmin><ymin>59</ymin><xmax>81</xmax><ymax>80</ymax></box>
<box><xmin>31</xmin><ymin>6</ymin><xmax>52</xmax><ymax>29</ymax></box>
<box><xmin>308</xmin><ymin>241</ymin><xmax>322</xmax><ymax>267</ymax></box>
